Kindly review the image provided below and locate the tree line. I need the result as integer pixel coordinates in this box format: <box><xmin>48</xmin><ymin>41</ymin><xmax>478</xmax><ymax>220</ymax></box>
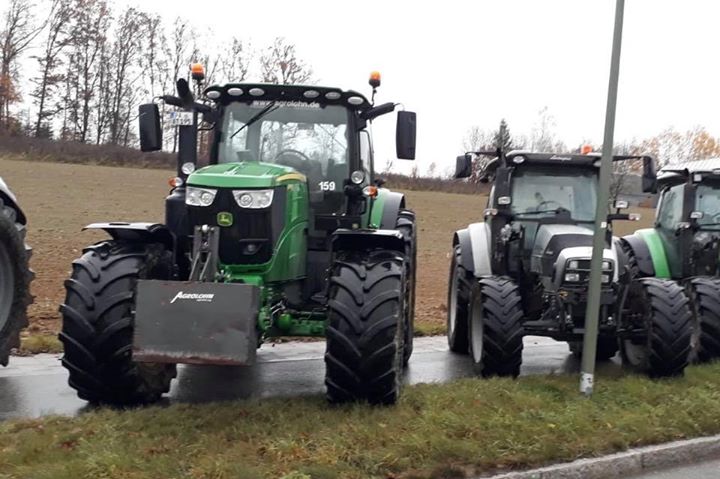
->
<box><xmin>459</xmin><ymin>108</ymin><xmax>720</xmax><ymax>184</ymax></box>
<box><xmin>0</xmin><ymin>0</ymin><xmax>313</xmax><ymax>147</ymax></box>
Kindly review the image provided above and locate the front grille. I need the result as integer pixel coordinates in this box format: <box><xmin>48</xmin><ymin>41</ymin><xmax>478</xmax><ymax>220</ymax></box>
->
<box><xmin>187</xmin><ymin>187</ymin><xmax>286</xmax><ymax>265</ymax></box>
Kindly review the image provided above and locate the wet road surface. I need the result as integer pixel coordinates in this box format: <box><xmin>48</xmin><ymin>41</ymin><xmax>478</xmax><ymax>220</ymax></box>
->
<box><xmin>0</xmin><ymin>336</ymin><xmax>617</xmax><ymax>420</ymax></box>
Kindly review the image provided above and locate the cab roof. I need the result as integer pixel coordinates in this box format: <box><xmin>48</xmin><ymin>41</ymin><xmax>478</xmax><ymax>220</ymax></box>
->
<box><xmin>658</xmin><ymin>158</ymin><xmax>720</xmax><ymax>185</ymax></box>
<box><xmin>203</xmin><ymin>83</ymin><xmax>372</xmax><ymax>110</ymax></box>
<box><xmin>480</xmin><ymin>150</ymin><xmax>652</xmax><ymax>174</ymax></box>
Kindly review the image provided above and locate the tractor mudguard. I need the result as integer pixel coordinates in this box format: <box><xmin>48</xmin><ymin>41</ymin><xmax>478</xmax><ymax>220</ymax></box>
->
<box><xmin>0</xmin><ymin>177</ymin><xmax>26</xmax><ymax>225</ymax></box>
<box><xmin>466</xmin><ymin>222</ymin><xmax>493</xmax><ymax>277</ymax></box>
<box><xmin>332</xmin><ymin>229</ymin><xmax>406</xmax><ymax>254</ymax></box>
<box><xmin>370</xmin><ymin>189</ymin><xmax>405</xmax><ymax>229</ymax></box>
<box><xmin>133</xmin><ymin>280</ymin><xmax>260</xmax><ymax>366</ymax></box>
<box><xmin>625</xmin><ymin>229</ymin><xmax>670</xmax><ymax>278</ymax></box>
<box><xmin>621</xmin><ymin>233</ymin><xmax>655</xmax><ymax>277</ymax></box>
<box><xmin>453</xmin><ymin>228</ymin><xmax>475</xmax><ymax>273</ymax></box>
<box><xmin>84</xmin><ymin>222</ymin><xmax>174</xmax><ymax>250</ymax></box>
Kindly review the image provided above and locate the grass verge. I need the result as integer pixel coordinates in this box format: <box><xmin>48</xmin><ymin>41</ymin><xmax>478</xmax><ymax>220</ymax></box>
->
<box><xmin>2</xmin><ymin>363</ymin><xmax>720</xmax><ymax>479</ymax></box>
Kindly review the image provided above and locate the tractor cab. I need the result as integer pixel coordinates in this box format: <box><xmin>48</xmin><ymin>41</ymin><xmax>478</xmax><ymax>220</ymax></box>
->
<box><xmin>653</xmin><ymin>159</ymin><xmax>720</xmax><ymax>278</ymax></box>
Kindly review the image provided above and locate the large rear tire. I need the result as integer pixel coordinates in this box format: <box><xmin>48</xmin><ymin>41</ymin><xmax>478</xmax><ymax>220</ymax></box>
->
<box><xmin>397</xmin><ymin>209</ymin><xmax>416</xmax><ymax>365</ymax></box>
<box><xmin>447</xmin><ymin>244</ymin><xmax>470</xmax><ymax>354</ymax></box>
<box><xmin>468</xmin><ymin>276</ymin><xmax>524</xmax><ymax>377</ymax></box>
<box><xmin>0</xmin><ymin>197</ymin><xmax>32</xmax><ymax>366</ymax></box>
<box><xmin>688</xmin><ymin>277</ymin><xmax>720</xmax><ymax>363</ymax></box>
<box><xmin>325</xmin><ymin>250</ymin><xmax>406</xmax><ymax>405</ymax></box>
<box><xmin>620</xmin><ymin>278</ymin><xmax>692</xmax><ymax>377</ymax></box>
<box><xmin>60</xmin><ymin>241</ymin><xmax>177</xmax><ymax>404</ymax></box>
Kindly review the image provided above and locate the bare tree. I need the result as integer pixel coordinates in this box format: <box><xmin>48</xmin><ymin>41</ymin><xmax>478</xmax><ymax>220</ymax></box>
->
<box><xmin>260</xmin><ymin>37</ymin><xmax>313</xmax><ymax>84</ymax></box>
<box><xmin>531</xmin><ymin>106</ymin><xmax>559</xmax><ymax>152</ymax></box>
<box><xmin>65</xmin><ymin>0</ymin><xmax>111</xmax><ymax>142</ymax></box>
<box><xmin>461</xmin><ymin>125</ymin><xmax>493</xmax><ymax>182</ymax></box>
<box><xmin>217</xmin><ymin>37</ymin><xmax>251</xmax><ymax>83</ymax></box>
<box><xmin>0</xmin><ymin>0</ymin><xmax>43</xmax><ymax>129</ymax></box>
<box><xmin>32</xmin><ymin>0</ymin><xmax>73</xmax><ymax>138</ymax></box>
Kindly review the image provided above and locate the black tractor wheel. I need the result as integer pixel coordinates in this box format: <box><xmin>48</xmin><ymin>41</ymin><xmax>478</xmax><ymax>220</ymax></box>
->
<box><xmin>620</xmin><ymin>278</ymin><xmax>692</xmax><ymax>378</ymax></box>
<box><xmin>569</xmin><ymin>338</ymin><xmax>618</xmax><ymax>361</ymax></box>
<box><xmin>688</xmin><ymin>277</ymin><xmax>720</xmax><ymax>363</ymax></box>
<box><xmin>325</xmin><ymin>249</ymin><xmax>406</xmax><ymax>405</ymax></box>
<box><xmin>396</xmin><ymin>209</ymin><xmax>416</xmax><ymax>365</ymax></box>
<box><xmin>467</xmin><ymin>276</ymin><xmax>524</xmax><ymax>377</ymax></box>
<box><xmin>0</xmin><ymin>197</ymin><xmax>32</xmax><ymax>366</ymax></box>
<box><xmin>447</xmin><ymin>244</ymin><xmax>470</xmax><ymax>354</ymax></box>
<box><xmin>59</xmin><ymin>241</ymin><xmax>177</xmax><ymax>404</ymax></box>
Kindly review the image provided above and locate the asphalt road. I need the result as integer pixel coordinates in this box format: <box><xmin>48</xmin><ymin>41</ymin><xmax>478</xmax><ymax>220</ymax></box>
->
<box><xmin>0</xmin><ymin>336</ymin><xmax>606</xmax><ymax>420</ymax></box>
<box><xmin>629</xmin><ymin>458</ymin><xmax>720</xmax><ymax>478</ymax></box>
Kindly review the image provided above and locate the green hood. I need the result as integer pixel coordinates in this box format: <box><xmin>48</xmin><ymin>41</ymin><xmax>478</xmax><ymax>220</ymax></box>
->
<box><xmin>187</xmin><ymin>162</ymin><xmax>304</xmax><ymax>189</ymax></box>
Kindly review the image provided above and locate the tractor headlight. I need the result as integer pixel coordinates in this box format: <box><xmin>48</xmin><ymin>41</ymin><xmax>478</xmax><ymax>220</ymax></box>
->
<box><xmin>602</xmin><ymin>260</ymin><xmax>612</xmax><ymax>271</ymax></box>
<box><xmin>564</xmin><ymin>273</ymin><xmax>581</xmax><ymax>282</ymax></box>
<box><xmin>601</xmin><ymin>274</ymin><xmax>611</xmax><ymax>284</ymax></box>
<box><xmin>350</xmin><ymin>170</ymin><xmax>366</xmax><ymax>185</ymax></box>
<box><xmin>186</xmin><ymin>186</ymin><xmax>217</xmax><ymax>207</ymax></box>
<box><xmin>232</xmin><ymin>189</ymin><xmax>274</xmax><ymax>209</ymax></box>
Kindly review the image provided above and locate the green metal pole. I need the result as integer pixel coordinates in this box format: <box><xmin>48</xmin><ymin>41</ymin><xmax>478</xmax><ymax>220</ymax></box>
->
<box><xmin>580</xmin><ymin>0</ymin><xmax>625</xmax><ymax>396</ymax></box>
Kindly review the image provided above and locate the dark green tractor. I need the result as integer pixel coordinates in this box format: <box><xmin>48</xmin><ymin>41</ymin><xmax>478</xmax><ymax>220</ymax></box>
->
<box><xmin>59</xmin><ymin>71</ymin><xmax>417</xmax><ymax>405</ymax></box>
<box><xmin>0</xmin><ymin>177</ymin><xmax>32</xmax><ymax>366</ymax></box>
<box><xmin>622</xmin><ymin>159</ymin><xmax>720</xmax><ymax>362</ymax></box>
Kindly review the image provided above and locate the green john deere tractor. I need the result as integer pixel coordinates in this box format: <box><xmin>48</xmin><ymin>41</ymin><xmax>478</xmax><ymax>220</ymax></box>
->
<box><xmin>59</xmin><ymin>71</ymin><xmax>417</xmax><ymax>405</ymax></box>
<box><xmin>622</xmin><ymin>159</ymin><xmax>720</xmax><ymax>362</ymax></box>
<box><xmin>0</xmin><ymin>176</ymin><xmax>32</xmax><ymax>366</ymax></box>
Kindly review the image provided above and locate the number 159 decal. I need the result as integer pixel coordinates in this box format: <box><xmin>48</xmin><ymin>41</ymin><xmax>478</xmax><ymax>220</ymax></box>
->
<box><xmin>318</xmin><ymin>181</ymin><xmax>336</xmax><ymax>191</ymax></box>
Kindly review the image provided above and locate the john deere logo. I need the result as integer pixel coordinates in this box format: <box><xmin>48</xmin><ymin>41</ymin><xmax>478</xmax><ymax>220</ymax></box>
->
<box><xmin>217</xmin><ymin>212</ymin><xmax>233</xmax><ymax>227</ymax></box>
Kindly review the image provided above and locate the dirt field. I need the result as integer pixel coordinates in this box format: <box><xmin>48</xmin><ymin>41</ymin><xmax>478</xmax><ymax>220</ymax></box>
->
<box><xmin>0</xmin><ymin>157</ymin><xmax>654</xmax><ymax>339</ymax></box>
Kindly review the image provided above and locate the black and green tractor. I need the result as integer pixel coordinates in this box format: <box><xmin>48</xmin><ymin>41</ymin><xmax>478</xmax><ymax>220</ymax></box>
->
<box><xmin>0</xmin><ymin>176</ymin><xmax>33</xmax><ymax>366</ymax></box>
<box><xmin>622</xmin><ymin>159</ymin><xmax>720</xmax><ymax>362</ymax></box>
<box><xmin>447</xmin><ymin>150</ymin><xmax>694</xmax><ymax>378</ymax></box>
<box><xmin>59</xmin><ymin>70</ymin><xmax>418</xmax><ymax>405</ymax></box>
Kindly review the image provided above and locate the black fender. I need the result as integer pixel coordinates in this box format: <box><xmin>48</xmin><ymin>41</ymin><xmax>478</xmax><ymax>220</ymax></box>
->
<box><xmin>379</xmin><ymin>191</ymin><xmax>406</xmax><ymax>229</ymax></box>
<box><xmin>453</xmin><ymin>228</ymin><xmax>475</xmax><ymax>274</ymax></box>
<box><xmin>0</xmin><ymin>177</ymin><xmax>26</xmax><ymax>225</ymax></box>
<box><xmin>332</xmin><ymin>229</ymin><xmax>406</xmax><ymax>255</ymax></box>
<box><xmin>620</xmin><ymin>234</ymin><xmax>655</xmax><ymax>277</ymax></box>
<box><xmin>84</xmin><ymin>222</ymin><xmax>175</xmax><ymax>251</ymax></box>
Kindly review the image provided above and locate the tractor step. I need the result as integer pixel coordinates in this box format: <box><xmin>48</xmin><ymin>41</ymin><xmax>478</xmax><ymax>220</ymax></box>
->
<box><xmin>133</xmin><ymin>280</ymin><xmax>260</xmax><ymax>366</ymax></box>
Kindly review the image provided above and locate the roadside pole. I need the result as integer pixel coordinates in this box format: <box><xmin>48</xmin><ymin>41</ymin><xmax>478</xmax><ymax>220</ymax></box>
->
<box><xmin>580</xmin><ymin>0</ymin><xmax>626</xmax><ymax>396</ymax></box>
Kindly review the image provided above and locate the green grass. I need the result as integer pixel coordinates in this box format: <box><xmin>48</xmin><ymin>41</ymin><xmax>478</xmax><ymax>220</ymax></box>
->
<box><xmin>3</xmin><ymin>364</ymin><xmax>720</xmax><ymax>479</ymax></box>
<box><xmin>18</xmin><ymin>334</ymin><xmax>63</xmax><ymax>354</ymax></box>
<box><xmin>415</xmin><ymin>321</ymin><xmax>446</xmax><ymax>337</ymax></box>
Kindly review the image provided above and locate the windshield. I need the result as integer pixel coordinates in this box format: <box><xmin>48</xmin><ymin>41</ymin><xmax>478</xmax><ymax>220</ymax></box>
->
<box><xmin>696</xmin><ymin>184</ymin><xmax>720</xmax><ymax>228</ymax></box>
<box><xmin>510</xmin><ymin>167</ymin><xmax>598</xmax><ymax>222</ymax></box>
<box><xmin>219</xmin><ymin>102</ymin><xmax>350</xmax><ymax>189</ymax></box>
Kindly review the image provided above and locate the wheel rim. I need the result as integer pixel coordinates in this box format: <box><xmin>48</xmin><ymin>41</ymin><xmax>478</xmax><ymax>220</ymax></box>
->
<box><xmin>449</xmin><ymin>264</ymin><xmax>459</xmax><ymax>337</ymax></box>
<box><xmin>470</xmin><ymin>296</ymin><xmax>484</xmax><ymax>363</ymax></box>
<box><xmin>0</xmin><ymin>241</ymin><xmax>14</xmax><ymax>332</ymax></box>
<box><xmin>623</xmin><ymin>339</ymin><xmax>646</xmax><ymax>367</ymax></box>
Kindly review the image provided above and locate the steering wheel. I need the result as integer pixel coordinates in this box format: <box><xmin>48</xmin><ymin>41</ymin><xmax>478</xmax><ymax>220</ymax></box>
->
<box><xmin>537</xmin><ymin>200</ymin><xmax>562</xmax><ymax>211</ymax></box>
<box><xmin>274</xmin><ymin>149</ymin><xmax>311</xmax><ymax>170</ymax></box>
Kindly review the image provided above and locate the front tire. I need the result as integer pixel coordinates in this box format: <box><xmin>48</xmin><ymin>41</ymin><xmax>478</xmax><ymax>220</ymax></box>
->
<box><xmin>397</xmin><ymin>209</ymin><xmax>416</xmax><ymax>365</ymax></box>
<box><xmin>325</xmin><ymin>250</ymin><xmax>406</xmax><ymax>405</ymax></box>
<box><xmin>687</xmin><ymin>277</ymin><xmax>720</xmax><ymax>363</ymax></box>
<box><xmin>620</xmin><ymin>278</ymin><xmax>692</xmax><ymax>377</ymax></box>
<box><xmin>59</xmin><ymin>241</ymin><xmax>177</xmax><ymax>404</ymax></box>
<box><xmin>467</xmin><ymin>276</ymin><xmax>524</xmax><ymax>377</ymax></box>
<box><xmin>0</xmin><ymin>197</ymin><xmax>32</xmax><ymax>366</ymax></box>
<box><xmin>447</xmin><ymin>245</ymin><xmax>470</xmax><ymax>354</ymax></box>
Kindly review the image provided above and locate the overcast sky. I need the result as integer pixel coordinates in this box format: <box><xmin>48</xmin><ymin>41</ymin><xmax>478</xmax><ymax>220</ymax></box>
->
<box><xmin>84</xmin><ymin>1</ymin><xmax>720</xmax><ymax>173</ymax></box>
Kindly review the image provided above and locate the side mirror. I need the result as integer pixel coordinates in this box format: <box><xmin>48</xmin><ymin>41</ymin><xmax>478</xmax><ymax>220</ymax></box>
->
<box><xmin>642</xmin><ymin>156</ymin><xmax>657</xmax><ymax>193</ymax></box>
<box><xmin>454</xmin><ymin>154</ymin><xmax>472</xmax><ymax>179</ymax></box>
<box><xmin>139</xmin><ymin>103</ymin><xmax>162</xmax><ymax>152</ymax></box>
<box><xmin>396</xmin><ymin>111</ymin><xmax>416</xmax><ymax>160</ymax></box>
